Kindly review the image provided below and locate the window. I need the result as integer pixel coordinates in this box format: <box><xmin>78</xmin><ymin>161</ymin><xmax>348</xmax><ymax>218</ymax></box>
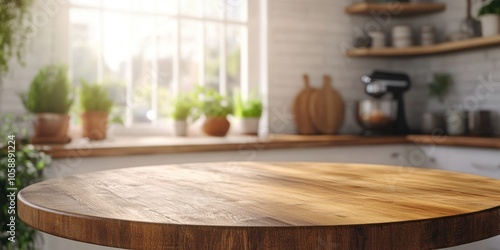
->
<box><xmin>68</xmin><ymin>0</ymin><xmax>249</xmax><ymax>127</ymax></box>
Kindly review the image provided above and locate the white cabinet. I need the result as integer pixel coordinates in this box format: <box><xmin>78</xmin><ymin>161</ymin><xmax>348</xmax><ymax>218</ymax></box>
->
<box><xmin>427</xmin><ymin>146</ymin><xmax>500</xmax><ymax>179</ymax></box>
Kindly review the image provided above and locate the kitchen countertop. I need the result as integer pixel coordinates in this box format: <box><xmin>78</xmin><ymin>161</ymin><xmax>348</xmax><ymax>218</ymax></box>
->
<box><xmin>34</xmin><ymin>134</ymin><xmax>500</xmax><ymax>159</ymax></box>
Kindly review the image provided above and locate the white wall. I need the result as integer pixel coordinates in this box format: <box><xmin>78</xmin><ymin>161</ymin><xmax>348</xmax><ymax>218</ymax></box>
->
<box><xmin>266</xmin><ymin>0</ymin><xmax>392</xmax><ymax>134</ymax></box>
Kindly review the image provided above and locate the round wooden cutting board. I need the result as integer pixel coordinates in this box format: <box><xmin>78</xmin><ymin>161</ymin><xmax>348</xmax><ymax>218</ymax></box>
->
<box><xmin>309</xmin><ymin>75</ymin><xmax>345</xmax><ymax>134</ymax></box>
<box><xmin>292</xmin><ymin>75</ymin><xmax>317</xmax><ymax>135</ymax></box>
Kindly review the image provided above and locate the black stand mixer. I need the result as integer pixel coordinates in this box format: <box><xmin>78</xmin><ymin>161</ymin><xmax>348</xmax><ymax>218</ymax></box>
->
<box><xmin>356</xmin><ymin>70</ymin><xmax>411</xmax><ymax>136</ymax></box>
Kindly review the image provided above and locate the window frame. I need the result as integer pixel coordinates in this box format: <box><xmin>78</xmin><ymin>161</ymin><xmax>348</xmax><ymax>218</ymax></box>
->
<box><xmin>59</xmin><ymin>0</ymin><xmax>262</xmax><ymax>135</ymax></box>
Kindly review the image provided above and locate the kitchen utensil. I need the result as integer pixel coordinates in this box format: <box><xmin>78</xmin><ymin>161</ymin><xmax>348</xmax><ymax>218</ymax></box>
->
<box><xmin>308</xmin><ymin>75</ymin><xmax>345</xmax><ymax>135</ymax></box>
<box><xmin>461</xmin><ymin>0</ymin><xmax>481</xmax><ymax>37</ymax></box>
<box><xmin>292</xmin><ymin>75</ymin><xmax>318</xmax><ymax>135</ymax></box>
<box><xmin>468</xmin><ymin>110</ymin><xmax>493</xmax><ymax>137</ymax></box>
<box><xmin>359</xmin><ymin>70</ymin><xmax>411</xmax><ymax>135</ymax></box>
<box><xmin>356</xmin><ymin>99</ymin><xmax>396</xmax><ymax>135</ymax></box>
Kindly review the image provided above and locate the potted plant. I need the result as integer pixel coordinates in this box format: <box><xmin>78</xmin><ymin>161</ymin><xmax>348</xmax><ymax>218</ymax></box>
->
<box><xmin>1</xmin><ymin>114</ymin><xmax>51</xmax><ymax>250</ymax></box>
<box><xmin>478</xmin><ymin>0</ymin><xmax>500</xmax><ymax>36</ymax></box>
<box><xmin>192</xmin><ymin>86</ymin><xmax>232</xmax><ymax>137</ymax></box>
<box><xmin>80</xmin><ymin>80</ymin><xmax>113</xmax><ymax>140</ymax></box>
<box><xmin>421</xmin><ymin>73</ymin><xmax>453</xmax><ymax>135</ymax></box>
<box><xmin>19</xmin><ymin>64</ymin><xmax>74</xmax><ymax>144</ymax></box>
<box><xmin>232</xmin><ymin>90</ymin><xmax>263</xmax><ymax>135</ymax></box>
<box><xmin>168</xmin><ymin>94</ymin><xmax>192</xmax><ymax>137</ymax></box>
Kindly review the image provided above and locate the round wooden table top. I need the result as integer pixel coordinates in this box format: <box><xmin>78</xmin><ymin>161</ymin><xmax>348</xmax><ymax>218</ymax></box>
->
<box><xmin>18</xmin><ymin>162</ymin><xmax>500</xmax><ymax>250</ymax></box>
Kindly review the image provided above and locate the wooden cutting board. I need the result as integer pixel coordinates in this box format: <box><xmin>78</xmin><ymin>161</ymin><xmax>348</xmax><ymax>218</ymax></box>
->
<box><xmin>309</xmin><ymin>75</ymin><xmax>345</xmax><ymax>134</ymax></box>
<box><xmin>292</xmin><ymin>75</ymin><xmax>317</xmax><ymax>135</ymax></box>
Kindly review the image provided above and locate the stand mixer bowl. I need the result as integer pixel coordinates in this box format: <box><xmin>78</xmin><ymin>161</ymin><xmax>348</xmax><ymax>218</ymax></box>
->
<box><xmin>356</xmin><ymin>99</ymin><xmax>397</xmax><ymax>131</ymax></box>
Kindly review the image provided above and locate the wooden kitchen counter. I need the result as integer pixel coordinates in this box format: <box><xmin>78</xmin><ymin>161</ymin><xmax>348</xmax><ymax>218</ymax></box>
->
<box><xmin>34</xmin><ymin>134</ymin><xmax>499</xmax><ymax>159</ymax></box>
<box><xmin>18</xmin><ymin>162</ymin><xmax>500</xmax><ymax>249</ymax></box>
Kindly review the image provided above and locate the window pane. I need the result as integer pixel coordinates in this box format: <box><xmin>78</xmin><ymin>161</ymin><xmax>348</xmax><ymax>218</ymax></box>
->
<box><xmin>103</xmin><ymin>0</ymin><xmax>133</xmax><ymax>11</ymax></box>
<box><xmin>156</xmin><ymin>18</ymin><xmax>176</xmax><ymax>118</ymax></box>
<box><xmin>131</xmin><ymin>0</ymin><xmax>157</xmax><ymax>12</ymax></box>
<box><xmin>102</xmin><ymin>12</ymin><xmax>129</xmax><ymax>82</ymax></box>
<box><xmin>205</xmin><ymin>0</ymin><xmax>223</xmax><ymax>20</ymax></box>
<box><xmin>102</xmin><ymin>12</ymin><xmax>130</xmax><ymax>122</ymax></box>
<box><xmin>226</xmin><ymin>25</ymin><xmax>244</xmax><ymax>93</ymax></box>
<box><xmin>226</xmin><ymin>0</ymin><xmax>247</xmax><ymax>22</ymax></box>
<box><xmin>70</xmin><ymin>0</ymin><xmax>101</xmax><ymax>7</ymax></box>
<box><xmin>131</xmin><ymin>16</ymin><xmax>156</xmax><ymax>124</ymax></box>
<box><xmin>180</xmin><ymin>0</ymin><xmax>202</xmax><ymax>17</ymax></box>
<box><xmin>69</xmin><ymin>8</ymin><xmax>100</xmax><ymax>85</ymax></box>
<box><xmin>180</xmin><ymin>20</ymin><xmax>202</xmax><ymax>92</ymax></box>
<box><xmin>157</xmin><ymin>0</ymin><xmax>178</xmax><ymax>15</ymax></box>
<box><xmin>205</xmin><ymin>23</ymin><xmax>220</xmax><ymax>90</ymax></box>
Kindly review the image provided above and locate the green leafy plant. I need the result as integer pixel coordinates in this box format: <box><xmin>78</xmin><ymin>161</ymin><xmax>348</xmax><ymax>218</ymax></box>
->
<box><xmin>0</xmin><ymin>0</ymin><xmax>35</xmax><ymax>78</ymax></box>
<box><xmin>191</xmin><ymin>86</ymin><xmax>232</xmax><ymax>120</ymax></box>
<box><xmin>80</xmin><ymin>80</ymin><xmax>113</xmax><ymax>113</ymax></box>
<box><xmin>19</xmin><ymin>64</ymin><xmax>74</xmax><ymax>114</ymax></box>
<box><xmin>428</xmin><ymin>73</ymin><xmax>453</xmax><ymax>103</ymax></box>
<box><xmin>1</xmin><ymin>114</ymin><xmax>51</xmax><ymax>250</ymax></box>
<box><xmin>233</xmin><ymin>90</ymin><xmax>263</xmax><ymax>118</ymax></box>
<box><xmin>168</xmin><ymin>94</ymin><xmax>192</xmax><ymax>121</ymax></box>
<box><xmin>479</xmin><ymin>0</ymin><xmax>500</xmax><ymax>16</ymax></box>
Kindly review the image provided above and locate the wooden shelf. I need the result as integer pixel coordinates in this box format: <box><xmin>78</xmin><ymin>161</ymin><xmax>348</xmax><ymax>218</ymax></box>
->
<box><xmin>346</xmin><ymin>35</ymin><xmax>500</xmax><ymax>57</ymax></box>
<box><xmin>346</xmin><ymin>2</ymin><xmax>446</xmax><ymax>16</ymax></box>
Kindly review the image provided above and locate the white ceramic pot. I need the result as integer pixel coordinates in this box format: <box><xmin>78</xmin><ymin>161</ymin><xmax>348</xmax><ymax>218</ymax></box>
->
<box><xmin>233</xmin><ymin>117</ymin><xmax>260</xmax><ymax>135</ymax></box>
<box><xmin>480</xmin><ymin>14</ymin><xmax>500</xmax><ymax>37</ymax></box>
<box><xmin>173</xmin><ymin>120</ymin><xmax>188</xmax><ymax>137</ymax></box>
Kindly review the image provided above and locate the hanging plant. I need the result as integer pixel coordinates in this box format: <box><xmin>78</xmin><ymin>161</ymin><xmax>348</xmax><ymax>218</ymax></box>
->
<box><xmin>0</xmin><ymin>0</ymin><xmax>35</xmax><ymax>78</ymax></box>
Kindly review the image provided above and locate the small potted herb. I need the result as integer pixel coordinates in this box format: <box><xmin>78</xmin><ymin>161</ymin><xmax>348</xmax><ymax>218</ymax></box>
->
<box><xmin>421</xmin><ymin>73</ymin><xmax>453</xmax><ymax>135</ymax></box>
<box><xmin>19</xmin><ymin>64</ymin><xmax>74</xmax><ymax>144</ymax></box>
<box><xmin>232</xmin><ymin>90</ymin><xmax>263</xmax><ymax>135</ymax></box>
<box><xmin>168</xmin><ymin>94</ymin><xmax>192</xmax><ymax>137</ymax></box>
<box><xmin>478</xmin><ymin>0</ymin><xmax>500</xmax><ymax>36</ymax></box>
<box><xmin>192</xmin><ymin>86</ymin><xmax>232</xmax><ymax>137</ymax></box>
<box><xmin>80</xmin><ymin>80</ymin><xmax>113</xmax><ymax>140</ymax></box>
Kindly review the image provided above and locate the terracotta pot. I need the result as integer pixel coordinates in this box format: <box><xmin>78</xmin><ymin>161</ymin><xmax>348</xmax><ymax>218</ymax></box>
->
<box><xmin>202</xmin><ymin>117</ymin><xmax>230</xmax><ymax>137</ymax></box>
<box><xmin>33</xmin><ymin>113</ymin><xmax>70</xmax><ymax>138</ymax></box>
<box><xmin>81</xmin><ymin>111</ymin><xmax>108</xmax><ymax>140</ymax></box>
<box><xmin>233</xmin><ymin>117</ymin><xmax>260</xmax><ymax>135</ymax></box>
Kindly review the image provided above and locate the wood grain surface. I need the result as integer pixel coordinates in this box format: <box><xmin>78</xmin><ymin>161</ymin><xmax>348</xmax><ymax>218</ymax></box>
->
<box><xmin>309</xmin><ymin>76</ymin><xmax>345</xmax><ymax>134</ymax></box>
<box><xmin>292</xmin><ymin>75</ymin><xmax>318</xmax><ymax>135</ymax></box>
<box><xmin>19</xmin><ymin>162</ymin><xmax>500</xmax><ymax>249</ymax></box>
<box><xmin>345</xmin><ymin>2</ymin><xmax>445</xmax><ymax>16</ymax></box>
<box><xmin>407</xmin><ymin>135</ymin><xmax>500</xmax><ymax>149</ymax></box>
